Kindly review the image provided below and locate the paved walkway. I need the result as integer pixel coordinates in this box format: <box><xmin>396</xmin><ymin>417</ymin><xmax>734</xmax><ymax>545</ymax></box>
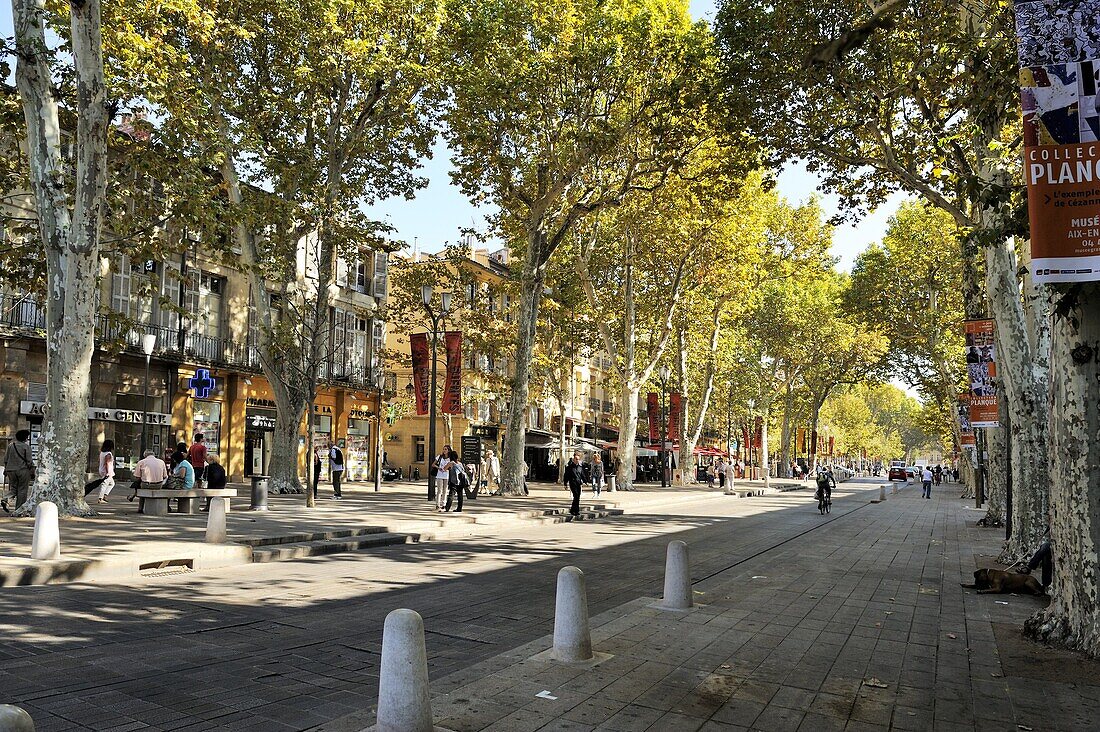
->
<box><xmin>316</xmin><ymin>482</ymin><xmax>1099</xmax><ymax>732</ymax></box>
<box><xmin>0</xmin><ymin>479</ymin><xmax>776</xmax><ymax>583</ymax></box>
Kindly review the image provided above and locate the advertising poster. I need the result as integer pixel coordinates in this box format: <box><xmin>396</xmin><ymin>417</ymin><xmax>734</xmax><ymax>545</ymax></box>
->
<box><xmin>647</xmin><ymin>392</ymin><xmax>659</xmax><ymax>443</ymax></box>
<box><xmin>442</xmin><ymin>331</ymin><xmax>463</xmax><ymax>414</ymax></box>
<box><xmin>667</xmin><ymin>392</ymin><xmax>682</xmax><ymax>441</ymax></box>
<box><xmin>410</xmin><ymin>333</ymin><xmax>429</xmax><ymax>415</ymax></box>
<box><xmin>964</xmin><ymin>319</ymin><xmax>1000</xmax><ymax>426</ymax></box>
<box><xmin>1015</xmin><ymin>0</ymin><xmax>1100</xmax><ymax>282</ymax></box>
<box><xmin>957</xmin><ymin>397</ymin><xmax>977</xmax><ymax>450</ymax></box>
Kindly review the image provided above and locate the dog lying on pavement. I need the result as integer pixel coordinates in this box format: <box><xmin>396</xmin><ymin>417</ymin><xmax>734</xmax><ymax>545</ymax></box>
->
<box><xmin>961</xmin><ymin>568</ymin><xmax>1046</xmax><ymax>595</ymax></box>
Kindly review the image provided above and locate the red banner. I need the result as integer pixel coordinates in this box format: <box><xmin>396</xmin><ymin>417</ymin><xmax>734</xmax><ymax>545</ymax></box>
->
<box><xmin>647</xmin><ymin>392</ymin><xmax>659</xmax><ymax>442</ymax></box>
<box><xmin>667</xmin><ymin>392</ymin><xmax>681</xmax><ymax>440</ymax></box>
<box><xmin>442</xmin><ymin>331</ymin><xmax>462</xmax><ymax>414</ymax></box>
<box><xmin>410</xmin><ymin>333</ymin><xmax>429</xmax><ymax>415</ymax></box>
<box><xmin>828</xmin><ymin>436</ymin><xmax>835</xmax><ymax>456</ymax></box>
<box><xmin>810</xmin><ymin>429</ymin><xmax>818</xmax><ymax>457</ymax></box>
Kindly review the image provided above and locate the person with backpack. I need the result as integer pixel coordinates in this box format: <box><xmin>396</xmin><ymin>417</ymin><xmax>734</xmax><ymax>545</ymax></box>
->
<box><xmin>329</xmin><ymin>439</ymin><xmax>345</xmax><ymax>500</ymax></box>
<box><xmin>2</xmin><ymin>429</ymin><xmax>35</xmax><ymax>512</ymax></box>
<box><xmin>445</xmin><ymin>449</ymin><xmax>467</xmax><ymax>512</ymax></box>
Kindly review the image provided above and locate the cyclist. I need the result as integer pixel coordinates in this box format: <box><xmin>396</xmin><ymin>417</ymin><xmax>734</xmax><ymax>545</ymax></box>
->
<box><xmin>815</xmin><ymin>467</ymin><xmax>835</xmax><ymax>514</ymax></box>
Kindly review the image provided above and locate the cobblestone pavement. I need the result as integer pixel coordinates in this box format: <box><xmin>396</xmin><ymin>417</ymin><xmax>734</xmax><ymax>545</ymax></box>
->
<box><xmin>3</xmin><ymin>480</ymin><xmax>1096</xmax><ymax>731</ymax></box>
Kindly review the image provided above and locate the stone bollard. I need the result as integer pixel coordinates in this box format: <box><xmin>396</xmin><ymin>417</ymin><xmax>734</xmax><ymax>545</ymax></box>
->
<box><xmin>552</xmin><ymin>566</ymin><xmax>593</xmax><ymax>663</ymax></box>
<box><xmin>30</xmin><ymin>501</ymin><xmax>60</xmax><ymax>561</ymax></box>
<box><xmin>608</xmin><ymin>475</ymin><xmax>616</xmax><ymax>492</ymax></box>
<box><xmin>375</xmin><ymin>609</ymin><xmax>435</xmax><ymax>732</ymax></box>
<box><xmin>0</xmin><ymin>705</ymin><xmax>34</xmax><ymax>731</ymax></box>
<box><xmin>879</xmin><ymin>485</ymin><xmax>887</xmax><ymax>502</ymax></box>
<box><xmin>205</xmin><ymin>497</ymin><xmax>229</xmax><ymax>543</ymax></box>
<box><xmin>891</xmin><ymin>482</ymin><xmax>899</xmax><ymax>495</ymax></box>
<box><xmin>660</xmin><ymin>540</ymin><xmax>693</xmax><ymax>610</ymax></box>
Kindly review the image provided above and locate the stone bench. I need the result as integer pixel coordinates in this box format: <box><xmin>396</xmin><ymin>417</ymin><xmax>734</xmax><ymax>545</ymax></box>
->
<box><xmin>136</xmin><ymin>488</ymin><xmax>238</xmax><ymax>516</ymax></box>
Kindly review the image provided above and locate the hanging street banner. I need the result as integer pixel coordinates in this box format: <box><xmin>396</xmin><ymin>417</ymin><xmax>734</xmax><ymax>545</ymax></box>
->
<box><xmin>1015</xmin><ymin>0</ymin><xmax>1100</xmax><ymax>282</ymax></box>
<box><xmin>410</xmin><ymin>333</ymin><xmax>430</xmax><ymax>415</ymax></box>
<box><xmin>646</xmin><ymin>392</ymin><xmax>659</xmax><ymax>443</ymax></box>
<box><xmin>964</xmin><ymin>319</ymin><xmax>1000</xmax><ymax>426</ymax></box>
<box><xmin>442</xmin><ymin>331</ymin><xmax>463</xmax><ymax>415</ymax></box>
<box><xmin>667</xmin><ymin>392</ymin><xmax>682</xmax><ymax>441</ymax></box>
<box><xmin>957</xmin><ymin>396</ymin><xmax>977</xmax><ymax>450</ymax></box>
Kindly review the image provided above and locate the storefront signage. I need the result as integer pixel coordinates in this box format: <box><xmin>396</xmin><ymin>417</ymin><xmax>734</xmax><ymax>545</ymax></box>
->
<box><xmin>188</xmin><ymin>368</ymin><xmax>217</xmax><ymax>399</ymax></box>
<box><xmin>247</xmin><ymin>413</ymin><xmax>277</xmax><ymax>430</ymax></box>
<box><xmin>246</xmin><ymin>397</ymin><xmax>277</xmax><ymax>409</ymax></box>
<box><xmin>1015</xmin><ymin>1</ymin><xmax>1100</xmax><ymax>282</ymax></box>
<box><xmin>19</xmin><ymin>401</ymin><xmax>171</xmax><ymax>424</ymax></box>
<box><xmin>348</xmin><ymin>408</ymin><xmax>375</xmax><ymax>420</ymax></box>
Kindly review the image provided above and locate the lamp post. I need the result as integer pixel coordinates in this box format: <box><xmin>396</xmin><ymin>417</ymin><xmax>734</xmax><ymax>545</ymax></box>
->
<box><xmin>140</xmin><ymin>332</ymin><xmax>157</xmax><ymax>455</ymax></box>
<box><xmin>659</xmin><ymin>365</ymin><xmax>670</xmax><ymax>488</ymax></box>
<box><xmin>421</xmin><ymin>285</ymin><xmax>451</xmax><ymax>501</ymax></box>
<box><xmin>374</xmin><ymin>370</ymin><xmax>386</xmax><ymax>493</ymax></box>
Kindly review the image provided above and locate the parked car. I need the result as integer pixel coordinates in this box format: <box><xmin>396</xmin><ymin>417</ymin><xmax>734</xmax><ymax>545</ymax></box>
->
<box><xmin>381</xmin><ymin>464</ymin><xmax>402</xmax><ymax>481</ymax></box>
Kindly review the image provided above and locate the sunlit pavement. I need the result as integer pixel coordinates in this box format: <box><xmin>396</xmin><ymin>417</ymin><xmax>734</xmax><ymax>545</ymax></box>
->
<box><xmin>2</xmin><ymin>478</ymin><xmax>1094</xmax><ymax>731</ymax></box>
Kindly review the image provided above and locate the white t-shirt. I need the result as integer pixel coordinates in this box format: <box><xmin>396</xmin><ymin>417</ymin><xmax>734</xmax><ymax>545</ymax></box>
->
<box><xmin>922</xmin><ymin>469</ymin><xmax>933</xmax><ymax>482</ymax></box>
<box><xmin>330</xmin><ymin>446</ymin><xmax>345</xmax><ymax>472</ymax></box>
<box><xmin>99</xmin><ymin>451</ymin><xmax>115</xmax><ymax>478</ymax></box>
<box><xmin>435</xmin><ymin>455</ymin><xmax>451</xmax><ymax>480</ymax></box>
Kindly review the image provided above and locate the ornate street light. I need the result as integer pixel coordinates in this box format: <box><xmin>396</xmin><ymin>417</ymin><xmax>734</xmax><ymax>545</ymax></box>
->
<box><xmin>140</xmin><ymin>332</ymin><xmax>157</xmax><ymax>455</ymax></box>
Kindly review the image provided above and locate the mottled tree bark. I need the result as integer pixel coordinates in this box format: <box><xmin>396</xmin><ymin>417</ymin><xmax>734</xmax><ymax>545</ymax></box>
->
<box><xmin>11</xmin><ymin>0</ymin><xmax>108</xmax><ymax>517</ymax></box>
<box><xmin>1025</xmin><ymin>283</ymin><xmax>1100</xmax><ymax>659</ymax></box>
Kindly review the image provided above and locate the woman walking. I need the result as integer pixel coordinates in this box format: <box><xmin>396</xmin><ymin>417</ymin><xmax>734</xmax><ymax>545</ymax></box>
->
<box><xmin>97</xmin><ymin>439</ymin><xmax>116</xmax><ymax>503</ymax></box>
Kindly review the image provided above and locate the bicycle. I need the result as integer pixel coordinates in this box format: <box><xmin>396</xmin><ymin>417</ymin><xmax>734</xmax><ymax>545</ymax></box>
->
<box><xmin>818</xmin><ymin>490</ymin><xmax>831</xmax><ymax>514</ymax></box>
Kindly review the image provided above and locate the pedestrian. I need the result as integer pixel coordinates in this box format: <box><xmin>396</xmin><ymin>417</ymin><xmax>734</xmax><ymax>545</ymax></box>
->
<box><xmin>591</xmin><ymin>453</ymin><xmax>605</xmax><ymax>497</ymax></box>
<box><xmin>724</xmin><ymin>459</ymin><xmax>736</xmax><ymax>489</ymax></box>
<box><xmin>445</xmin><ymin>449</ymin><xmax>466</xmax><ymax>512</ymax></box>
<box><xmin>130</xmin><ymin>449</ymin><xmax>168</xmax><ymax>501</ymax></box>
<box><xmin>164</xmin><ymin>452</ymin><xmax>195</xmax><ymax>491</ymax></box>
<box><xmin>2</xmin><ymin>429</ymin><xmax>35</xmax><ymax>513</ymax></box>
<box><xmin>188</xmin><ymin>433</ymin><xmax>208</xmax><ymax>489</ymax></box>
<box><xmin>564</xmin><ymin>451</ymin><xmax>586</xmax><ymax>516</ymax></box>
<box><xmin>95</xmin><ymin>439</ymin><xmax>116</xmax><ymax>503</ymax></box>
<box><xmin>201</xmin><ymin>453</ymin><xmax>228</xmax><ymax>511</ymax></box>
<box><xmin>522</xmin><ymin>459</ymin><xmax>530</xmax><ymax>496</ymax></box>
<box><xmin>921</xmin><ymin>466</ymin><xmax>934</xmax><ymax>498</ymax></box>
<box><xmin>485</xmin><ymin>449</ymin><xmax>501</xmax><ymax>495</ymax></box>
<box><xmin>432</xmin><ymin>445</ymin><xmax>452</xmax><ymax>511</ymax></box>
<box><xmin>170</xmin><ymin>441</ymin><xmax>187</xmax><ymax>469</ymax></box>
<box><xmin>705</xmin><ymin>462</ymin><xmax>716</xmax><ymax>486</ymax></box>
<box><xmin>716</xmin><ymin>458</ymin><xmax>726</xmax><ymax>489</ymax></box>
<box><xmin>312</xmin><ymin>448</ymin><xmax>323</xmax><ymax>500</ymax></box>
<box><xmin>933</xmin><ymin>465</ymin><xmax>942</xmax><ymax>485</ymax></box>
<box><xmin>329</xmin><ymin>439</ymin><xmax>345</xmax><ymax>500</ymax></box>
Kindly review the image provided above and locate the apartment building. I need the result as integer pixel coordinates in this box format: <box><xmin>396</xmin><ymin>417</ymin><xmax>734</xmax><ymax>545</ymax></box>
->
<box><xmin>0</xmin><ymin>221</ymin><xmax>389</xmax><ymax>484</ymax></box>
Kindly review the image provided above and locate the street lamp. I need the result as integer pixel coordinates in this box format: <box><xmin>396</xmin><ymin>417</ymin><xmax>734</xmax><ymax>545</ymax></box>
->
<box><xmin>659</xmin><ymin>365</ymin><xmax>670</xmax><ymax>488</ymax></box>
<box><xmin>421</xmin><ymin>285</ymin><xmax>450</xmax><ymax>501</ymax></box>
<box><xmin>374</xmin><ymin>369</ymin><xmax>386</xmax><ymax>493</ymax></box>
<box><xmin>140</xmin><ymin>332</ymin><xmax>157</xmax><ymax>455</ymax></box>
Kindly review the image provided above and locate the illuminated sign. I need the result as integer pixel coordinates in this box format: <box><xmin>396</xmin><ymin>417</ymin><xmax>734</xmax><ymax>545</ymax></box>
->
<box><xmin>188</xmin><ymin>369</ymin><xmax>217</xmax><ymax>399</ymax></box>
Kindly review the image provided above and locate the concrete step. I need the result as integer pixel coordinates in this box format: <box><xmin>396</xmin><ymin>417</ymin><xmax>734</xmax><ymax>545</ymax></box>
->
<box><xmin>252</xmin><ymin>532</ymin><xmax>417</xmax><ymax>562</ymax></box>
<box><xmin>249</xmin><ymin>507</ymin><xmax>624</xmax><ymax>562</ymax></box>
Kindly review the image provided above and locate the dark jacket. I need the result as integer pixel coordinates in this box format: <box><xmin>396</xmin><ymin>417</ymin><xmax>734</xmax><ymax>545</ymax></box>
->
<box><xmin>205</xmin><ymin>463</ymin><xmax>227</xmax><ymax>490</ymax></box>
<box><xmin>564</xmin><ymin>461</ymin><xmax>586</xmax><ymax>486</ymax></box>
<box><xmin>591</xmin><ymin>461</ymin><xmax>605</xmax><ymax>482</ymax></box>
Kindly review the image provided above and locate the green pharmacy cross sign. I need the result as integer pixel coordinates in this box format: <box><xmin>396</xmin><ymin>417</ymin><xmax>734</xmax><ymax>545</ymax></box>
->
<box><xmin>188</xmin><ymin>369</ymin><xmax>217</xmax><ymax>399</ymax></box>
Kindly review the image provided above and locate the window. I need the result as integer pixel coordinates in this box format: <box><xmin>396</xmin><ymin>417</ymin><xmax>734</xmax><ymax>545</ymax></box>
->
<box><xmin>185</xmin><ymin>271</ymin><xmax>224</xmax><ymax>340</ymax></box>
<box><xmin>415</xmin><ymin>436</ymin><xmax>425</xmax><ymax>463</ymax></box>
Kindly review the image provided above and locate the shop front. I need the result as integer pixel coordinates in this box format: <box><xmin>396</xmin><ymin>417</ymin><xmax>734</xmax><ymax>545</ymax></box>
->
<box><xmin>346</xmin><ymin>408</ymin><xmax>374</xmax><ymax>482</ymax></box>
<box><xmin>244</xmin><ymin>403</ymin><xmax>276</xmax><ymax>476</ymax></box>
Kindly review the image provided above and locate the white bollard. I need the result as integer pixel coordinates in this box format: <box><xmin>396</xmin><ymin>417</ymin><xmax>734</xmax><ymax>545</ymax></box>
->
<box><xmin>660</xmin><ymin>540</ymin><xmax>693</xmax><ymax>610</ymax></box>
<box><xmin>30</xmin><ymin>501</ymin><xmax>60</xmax><ymax>560</ymax></box>
<box><xmin>879</xmin><ymin>485</ymin><xmax>887</xmax><ymax>502</ymax></box>
<box><xmin>375</xmin><ymin>609</ymin><xmax>435</xmax><ymax>732</ymax></box>
<box><xmin>891</xmin><ymin>482</ymin><xmax>899</xmax><ymax>495</ymax></box>
<box><xmin>552</xmin><ymin>566</ymin><xmax>593</xmax><ymax>663</ymax></box>
<box><xmin>205</xmin><ymin>497</ymin><xmax>229</xmax><ymax>543</ymax></box>
<box><xmin>0</xmin><ymin>705</ymin><xmax>35</xmax><ymax>731</ymax></box>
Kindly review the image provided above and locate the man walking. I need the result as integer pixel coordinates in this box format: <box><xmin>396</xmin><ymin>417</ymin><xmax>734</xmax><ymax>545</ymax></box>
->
<box><xmin>716</xmin><ymin>458</ymin><xmax>727</xmax><ymax>489</ymax></box>
<box><xmin>2</xmin><ymin>429</ymin><xmax>35</xmax><ymax>512</ymax></box>
<box><xmin>484</xmin><ymin>449</ymin><xmax>500</xmax><ymax>495</ymax></box>
<box><xmin>330</xmin><ymin>439</ymin><xmax>345</xmax><ymax>500</ymax></box>
<box><xmin>921</xmin><ymin>466</ymin><xmax>934</xmax><ymax>499</ymax></box>
<box><xmin>188</xmin><ymin>434</ymin><xmax>208</xmax><ymax>489</ymax></box>
<box><xmin>564</xmin><ymin>451</ymin><xmax>586</xmax><ymax>517</ymax></box>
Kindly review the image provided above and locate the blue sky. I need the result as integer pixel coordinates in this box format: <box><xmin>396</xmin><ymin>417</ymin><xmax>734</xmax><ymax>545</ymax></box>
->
<box><xmin>1</xmin><ymin>1</ymin><xmax>904</xmax><ymax>269</ymax></box>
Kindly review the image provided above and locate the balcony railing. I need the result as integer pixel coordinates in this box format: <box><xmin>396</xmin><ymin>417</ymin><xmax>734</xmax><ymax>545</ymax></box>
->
<box><xmin>0</xmin><ymin>294</ymin><xmax>373</xmax><ymax>387</ymax></box>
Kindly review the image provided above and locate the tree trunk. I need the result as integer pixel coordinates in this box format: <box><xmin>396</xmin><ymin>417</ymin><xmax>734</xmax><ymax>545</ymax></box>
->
<box><xmin>616</xmin><ymin>382</ymin><xmax>640</xmax><ymax>491</ymax></box>
<box><xmin>985</xmin><ymin>237</ymin><xmax>1049</xmax><ymax>560</ymax></box>
<box><xmin>760</xmin><ymin>408</ymin><xmax>771</xmax><ymax>489</ymax></box>
<box><xmin>269</xmin><ymin>391</ymin><xmax>306</xmax><ymax>494</ymax></box>
<box><xmin>779</xmin><ymin>386</ymin><xmax>793</xmax><ymax>478</ymax></box>
<box><xmin>983</xmin><ymin>416</ymin><xmax>1006</xmax><ymax>526</ymax></box>
<box><xmin>12</xmin><ymin>0</ymin><xmax>108</xmax><ymax>517</ymax></box>
<box><xmin>556</xmin><ymin>393</ymin><xmax>567</xmax><ymax>483</ymax></box>
<box><xmin>1025</xmin><ymin>283</ymin><xmax>1100</xmax><ymax>659</ymax></box>
<box><xmin>676</xmin><ymin>328</ymin><xmax>694</xmax><ymax>484</ymax></box>
<box><xmin>501</xmin><ymin>241</ymin><xmax>546</xmax><ymax>495</ymax></box>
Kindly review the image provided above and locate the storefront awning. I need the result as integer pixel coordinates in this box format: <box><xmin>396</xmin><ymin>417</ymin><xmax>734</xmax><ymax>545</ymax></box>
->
<box><xmin>525</xmin><ymin>430</ymin><xmax>555</xmax><ymax>448</ymax></box>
